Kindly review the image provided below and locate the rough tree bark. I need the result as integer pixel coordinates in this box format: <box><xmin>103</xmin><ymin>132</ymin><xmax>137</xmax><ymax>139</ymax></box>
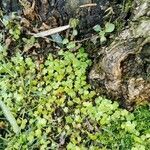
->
<box><xmin>89</xmin><ymin>0</ymin><xmax>150</xmax><ymax>109</ymax></box>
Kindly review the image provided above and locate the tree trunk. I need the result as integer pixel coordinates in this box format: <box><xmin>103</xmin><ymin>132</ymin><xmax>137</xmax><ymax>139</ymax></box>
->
<box><xmin>89</xmin><ymin>0</ymin><xmax>150</xmax><ymax>109</ymax></box>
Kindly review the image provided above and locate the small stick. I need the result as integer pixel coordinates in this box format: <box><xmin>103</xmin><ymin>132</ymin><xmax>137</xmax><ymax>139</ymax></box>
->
<box><xmin>79</xmin><ymin>3</ymin><xmax>97</xmax><ymax>8</ymax></box>
<box><xmin>29</xmin><ymin>25</ymin><xmax>70</xmax><ymax>37</ymax></box>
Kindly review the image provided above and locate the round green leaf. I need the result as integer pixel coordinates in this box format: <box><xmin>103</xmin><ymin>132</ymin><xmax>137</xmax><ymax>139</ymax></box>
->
<box><xmin>62</xmin><ymin>38</ymin><xmax>69</xmax><ymax>45</ymax></box>
<box><xmin>105</xmin><ymin>22</ymin><xmax>115</xmax><ymax>33</ymax></box>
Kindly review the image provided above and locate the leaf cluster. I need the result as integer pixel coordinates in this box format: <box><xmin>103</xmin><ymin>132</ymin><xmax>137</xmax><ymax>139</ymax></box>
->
<box><xmin>1</xmin><ymin>13</ymin><xmax>21</xmax><ymax>40</ymax></box>
<box><xmin>93</xmin><ymin>22</ymin><xmax>115</xmax><ymax>43</ymax></box>
<box><xmin>0</xmin><ymin>47</ymin><xmax>149</xmax><ymax>150</ymax></box>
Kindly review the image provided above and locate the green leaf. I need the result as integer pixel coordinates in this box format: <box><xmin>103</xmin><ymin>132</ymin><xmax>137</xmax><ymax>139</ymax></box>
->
<box><xmin>100</xmin><ymin>35</ymin><xmax>107</xmax><ymax>43</ymax></box>
<box><xmin>65</xmin><ymin>116</ymin><xmax>73</xmax><ymax>123</ymax></box>
<box><xmin>0</xmin><ymin>100</ymin><xmax>20</xmax><ymax>134</ymax></box>
<box><xmin>105</xmin><ymin>22</ymin><xmax>115</xmax><ymax>33</ymax></box>
<box><xmin>67</xmin><ymin>41</ymin><xmax>76</xmax><ymax>49</ymax></box>
<box><xmin>73</xmin><ymin>29</ymin><xmax>78</xmax><ymax>36</ymax></box>
<box><xmin>62</xmin><ymin>38</ymin><xmax>69</xmax><ymax>45</ymax></box>
<box><xmin>93</xmin><ymin>25</ymin><xmax>101</xmax><ymax>32</ymax></box>
<box><xmin>69</xmin><ymin>18</ymin><xmax>79</xmax><ymax>28</ymax></box>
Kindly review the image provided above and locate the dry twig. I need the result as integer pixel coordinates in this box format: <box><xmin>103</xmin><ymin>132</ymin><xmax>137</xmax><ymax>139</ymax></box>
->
<box><xmin>79</xmin><ymin>3</ymin><xmax>97</xmax><ymax>8</ymax></box>
<box><xmin>29</xmin><ymin>25</ymin><xmax>70</xmax><ymax>37</ymax></box>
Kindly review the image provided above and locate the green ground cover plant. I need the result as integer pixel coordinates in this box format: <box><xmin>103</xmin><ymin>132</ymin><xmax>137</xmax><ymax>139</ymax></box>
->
<box><xmin>0</xmin><ymin>45</ymin><xmax>150</xmax><ymax>150</ymax></box>
<box><xmin>0</xmin><ymin>9</ymin><xmax>149</xmax><ymax>150</ymax></box>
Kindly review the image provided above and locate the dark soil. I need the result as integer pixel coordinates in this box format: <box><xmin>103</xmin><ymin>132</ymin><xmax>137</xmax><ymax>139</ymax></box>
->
<box><xmin>0</xmin><ymin>0</ymin><xmax>127</xmax><ymax>32</ymax></box>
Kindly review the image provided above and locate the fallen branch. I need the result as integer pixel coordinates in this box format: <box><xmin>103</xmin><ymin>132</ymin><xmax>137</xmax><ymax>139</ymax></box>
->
<box><xmin>29</xmin><ymin>25</ymin><xmax>70</xmax><ymax>38</ymax></box>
